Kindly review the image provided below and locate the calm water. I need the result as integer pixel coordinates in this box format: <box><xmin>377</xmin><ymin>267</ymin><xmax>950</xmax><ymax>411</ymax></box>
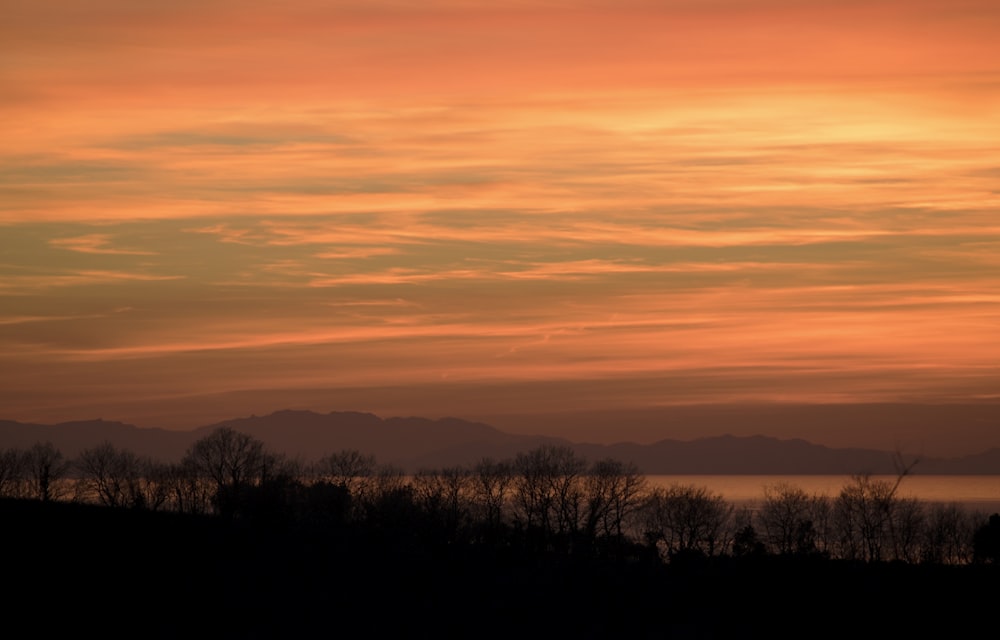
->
<box><xmin>647</xmin><ymin>475</ymin><xmax>1000</xmax><ymax>513</ymax></box>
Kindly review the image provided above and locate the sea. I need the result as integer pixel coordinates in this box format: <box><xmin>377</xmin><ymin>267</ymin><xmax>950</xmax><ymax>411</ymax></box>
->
<box><xmin>646</xmin><ymin>475</ymin><xmax>1000</xmax><ymax>514</ymax></box>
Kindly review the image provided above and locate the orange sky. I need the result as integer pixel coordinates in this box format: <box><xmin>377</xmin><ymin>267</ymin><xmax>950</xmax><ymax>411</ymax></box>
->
<box><xmin>2</xmin><ymin>1</ymin><xmax>1000</xmax><ymax>453</ymax></box>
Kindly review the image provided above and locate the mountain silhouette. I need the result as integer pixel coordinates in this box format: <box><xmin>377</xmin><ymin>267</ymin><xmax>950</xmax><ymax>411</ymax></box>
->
<box><xmin>0</xmin><ymin>418</ymin><xmax>191</xmax><ymax>460</ymax></box>
<box><xmin>1</xmin><ymin>409</ymin><xmax>998</xmax><ymax>474</ymax></box>
<box><xmin>191</xmin><ymin>409</ymin><xmax>566</xmax><ymax>467</ymax></box>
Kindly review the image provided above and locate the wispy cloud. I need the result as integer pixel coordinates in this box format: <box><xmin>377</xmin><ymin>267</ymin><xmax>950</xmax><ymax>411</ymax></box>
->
<box><xmin>314</xmin><ymin>247</ymin><xmax>400</xmax><ymax>259</ymax></box>
<box><xmin>0</xmin><ymin>313</ymin><xmax>110</xmax><ymax>326</ymax></box>
<box><xmin>49</xmin><ymin>234</ymin><xmax>156</xmax><ymax>255</ymax></box>
<box><xmin>2</xmin><ymin>0</ymin><xmax>1000</xmax><ymax>432</ymax></box>
<box><xmin>0</xmin><ymin>270</ymin><xmax>184</xmax><ymax>293</ymax></box>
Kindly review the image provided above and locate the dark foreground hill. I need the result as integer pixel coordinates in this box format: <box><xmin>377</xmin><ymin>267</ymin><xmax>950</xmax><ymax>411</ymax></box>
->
<box><xmin>3</xmin><ymin>498</ymin><xmax>998</xmax><ymax>639</ymax></box>
<box><xmin>3</xmin><ymin>409</ymin><xmax>1000</xmax><ymax>473</ymax></box>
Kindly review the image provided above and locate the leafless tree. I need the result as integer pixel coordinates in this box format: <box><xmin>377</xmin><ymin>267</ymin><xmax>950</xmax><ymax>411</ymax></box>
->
<box><xmin>833</xmin><ymin>452</ymin><xmax>920</xmax><ymax>562</ymax></box>
<box><xmin>890</xmin><ymin>496</ymin><xmax>925</xmax><ymax>563</ymax></box>
<box><xmin>161</xmin><ymin>458</ymin><xmax>214</xmax><ymax>515</ymax></box>
<box><xmin>0</xmin><ymin>447</ymin><xmax>26</xmax><ymax>498</ymax></box>
<box><xmin>512</xmin><ymin>445</ymin><xmax>588</xmax><ymax>539</ymax></box>
<box><xmin>411</xmin><ymin>466</ymin><xmax>474</xmax><ymax>538</ymax></box>
<box><xmin>834</xmin><ymin>474</ymin><xmax>913</xmax><ymax>562</ymax></box>
<box><xmin>132</xmin><ymin>459</ymin><xmax>172</xmax><ymax>511</ymax></box>
<box><xmin>23</xmin><ymin>442</ymin><xmax>71</xmax><ymax>502</ymax></box>
<box><xmin>469</xmin><ymin>457</ymin><xmax>514</xmax><ymax>531</ymax></box>
<box><xmin>181</xmin><ymin>426</ymin><xmax>299</xmax><ymax>517</ymax></box>
<box><xmin>313</xmin><ymin>449</ymin><xmax>377</xmax><ymax>498</ymax></box>
<box><xmin>922</xmin><ymin>502</ymin><xmax>982</xmax><ymax>565</ymax></box>
<box><xmin>75</xmin><ymin>441</ymin><xmax>140</xmax><ymax>508</ymax></box>
<box><xmin>757</xmin><ymin>482</ymin><xmax>833</xmax><ymax>555</ymax></box>
<box><xmin>365</xmin><ymin>462</ymin><xmax>407</xmax><ymax>507</ymax></box>
<box><xmin>641</xmin><ymin>484</ymin><xmax>733</xmax><ymax>559</ymax></box>
<box><xmin>583</xmin><ymin>458</ymin><xmax>648</xmax><ymax>540</ymax></box>
<box><xmin>183</xmin><ymin>427</ymin><xmax>268</xmax><ymax>493</ymax></box>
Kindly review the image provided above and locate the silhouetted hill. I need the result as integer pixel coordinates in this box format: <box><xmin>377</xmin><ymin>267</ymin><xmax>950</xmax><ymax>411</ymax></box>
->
<box><xmin>576</xmin><ymin>435</ymin><xmax>909</xmax><ymax>474</ymax></box>
<box><xmin>192</xmin><ymin>409</ymin><xmax>566</xmax><ymax>467</ymax></box>
<box><xmin>921</xmin><ymin>447</ymin><xmax>1000</xmax><ymax>474</ymax></box>
<box><xmin>0</xmin><ymin>418</ymin><xmax>191</xmax><ymax>460</ymax></box>
<box><xmin>1</xmin><ymin>409</ymin><xmax>998</xmax><ymax>474</ymax></box>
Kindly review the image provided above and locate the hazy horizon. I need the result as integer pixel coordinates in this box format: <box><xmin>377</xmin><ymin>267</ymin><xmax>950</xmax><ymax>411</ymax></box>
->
<box><xmin>5</xmin><ymin>398</ymin><xmax>1000</xmax><ymax>458</ymax></box>
<box><xmin>4</xmin><ymin>2</ymin><xmax>999</xmax><ymax>460</ymax></box>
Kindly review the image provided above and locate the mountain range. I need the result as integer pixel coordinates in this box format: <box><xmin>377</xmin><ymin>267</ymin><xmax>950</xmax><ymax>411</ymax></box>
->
<box><xmin>1</xmin><ymin>409</ymin><xmax>998</xmax><ymax>475</ymax></box>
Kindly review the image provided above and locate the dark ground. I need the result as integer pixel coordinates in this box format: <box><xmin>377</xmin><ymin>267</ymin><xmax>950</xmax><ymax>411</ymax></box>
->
<box><xmin>2</xmin><ymin>499</ymin><xmax>997</xmax><ymax>639</ymax></box>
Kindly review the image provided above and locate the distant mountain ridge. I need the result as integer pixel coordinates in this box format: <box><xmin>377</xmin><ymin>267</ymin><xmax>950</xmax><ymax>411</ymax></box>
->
<box><xmin>1</xmin><ymin>410</ymin><xmax>998</xmax><ymax>474</ymax></box>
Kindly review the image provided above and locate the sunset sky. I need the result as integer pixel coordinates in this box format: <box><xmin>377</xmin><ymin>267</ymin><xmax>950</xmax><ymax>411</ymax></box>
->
<box><xmin>3</xmin><ymin>1</ymin><xmax>999</xmax><ymax>453</ymax></box>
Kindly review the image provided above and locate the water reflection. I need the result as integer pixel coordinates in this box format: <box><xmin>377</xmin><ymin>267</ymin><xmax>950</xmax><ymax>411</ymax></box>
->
<box><xmin>647</xmin><ymin>475</ymin><xmax>1000</xmax><ymax>513</ymax></box>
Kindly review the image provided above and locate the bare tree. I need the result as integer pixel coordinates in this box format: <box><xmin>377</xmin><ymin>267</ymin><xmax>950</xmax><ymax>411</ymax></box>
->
<box><xmin>184</xmin><ymin>427</ymin><xmax>267</xmax><ymax>492</ymax></box>
<box><xmin>359</xmin><ymin>463</ymin><xmax>416</xmax><ymax>530</ymax></box>
<box><xmin>584</xmin><ymin>458</ymin><xmax>648</xmax><ymax>540</ymax></box>
<box><xmin>161</xmin><ymin>458</ymin><xmax>214</xmax><ymax>515</ymax></box>
<box><xmin>834</xmin><ymin>473</ymin><xmax>912</xmax><ymax>562</ymax></box>
<box><xmin>131</xmin><ymin>459</ymin><xmax>172</xmax><ymax>511</ymax></box>
<box><xmin>512</xmin><ymin>445</ymin><xmax>588</xmax><ymax>539</ymax></box>
<box><xmin>23</xmin><ymin>442</ymin><xmax>71</xmax><ymax>502</ymax></box>
<box><xmin>641</xmin><ymin>484</ymin><xmax>732</xmax><ymax>559</ymax></box>
<box><xmin>469</xmin><ymin>457</ymin><xmax>514</xmax><ymax>532</ymax></box>
<box><xmin>973</xmin><ymin>513</ymin><xmax>1000</xmax><ymax>564</ymax></box>
<box><xmin>758</xmin><ymin>482</ymin><xmax>830</xmax><ymax>556</ymax></box>
<box><xmin>0</xmin><ymin>447</ymin><xmax>26</xmax><ymax>498</ymax></box>
<box><xmin>890</xmin><ymin>496</ymin><xmax>925</xmax><ymax>563</ymax></box>
<box><xmin>74</xmin><ymin>442</ymin><xmax>171</xmax><ymax>511</ymax></box>
<box><xmin>75</xmin><ymin>441</ymin><xmax>142</xmax><ymax>508</ymax></box>
<box><xmin>182</xmin><ymin>427</ymin><xmax>284</xmax><ymax>515</ymax></box>
<box><xmin>922</xmin><ymin>502</ymin><xmax>981</xmax><ymax>565</ymax></box>
<box><xmin>730</xmin><ymin>506</ymin><xmax>765</xmax><ymax>557</ymax></box>
<box><xmin>313</xmin><ymin>449</ymin><xmax>377</xmax><ymax>498</ymax></box>
<box><xmin>355</xmin><ymin>462</ymin><xmax>409</xmax><ymax>520</ymax></box>
<box><xmin>832</xmin><ymin>452</ymin><xmax>920</xmax><ymax>562</ymax></box>
<box><xmin>373</xmin><ymin>463</ymin><xmax>406</xmax><ymax>497</ymax></box>
<box><xmin>411</xmin><ymin>466</ymin><xmax>474</xmax><ymax>539</ymax></box>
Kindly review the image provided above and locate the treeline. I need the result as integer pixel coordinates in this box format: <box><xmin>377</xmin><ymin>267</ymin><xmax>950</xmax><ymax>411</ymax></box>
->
<box><xmin>3</xmin><ymin>426</ymin><xmax>1000</xmax><ymax>566</ymax></box>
